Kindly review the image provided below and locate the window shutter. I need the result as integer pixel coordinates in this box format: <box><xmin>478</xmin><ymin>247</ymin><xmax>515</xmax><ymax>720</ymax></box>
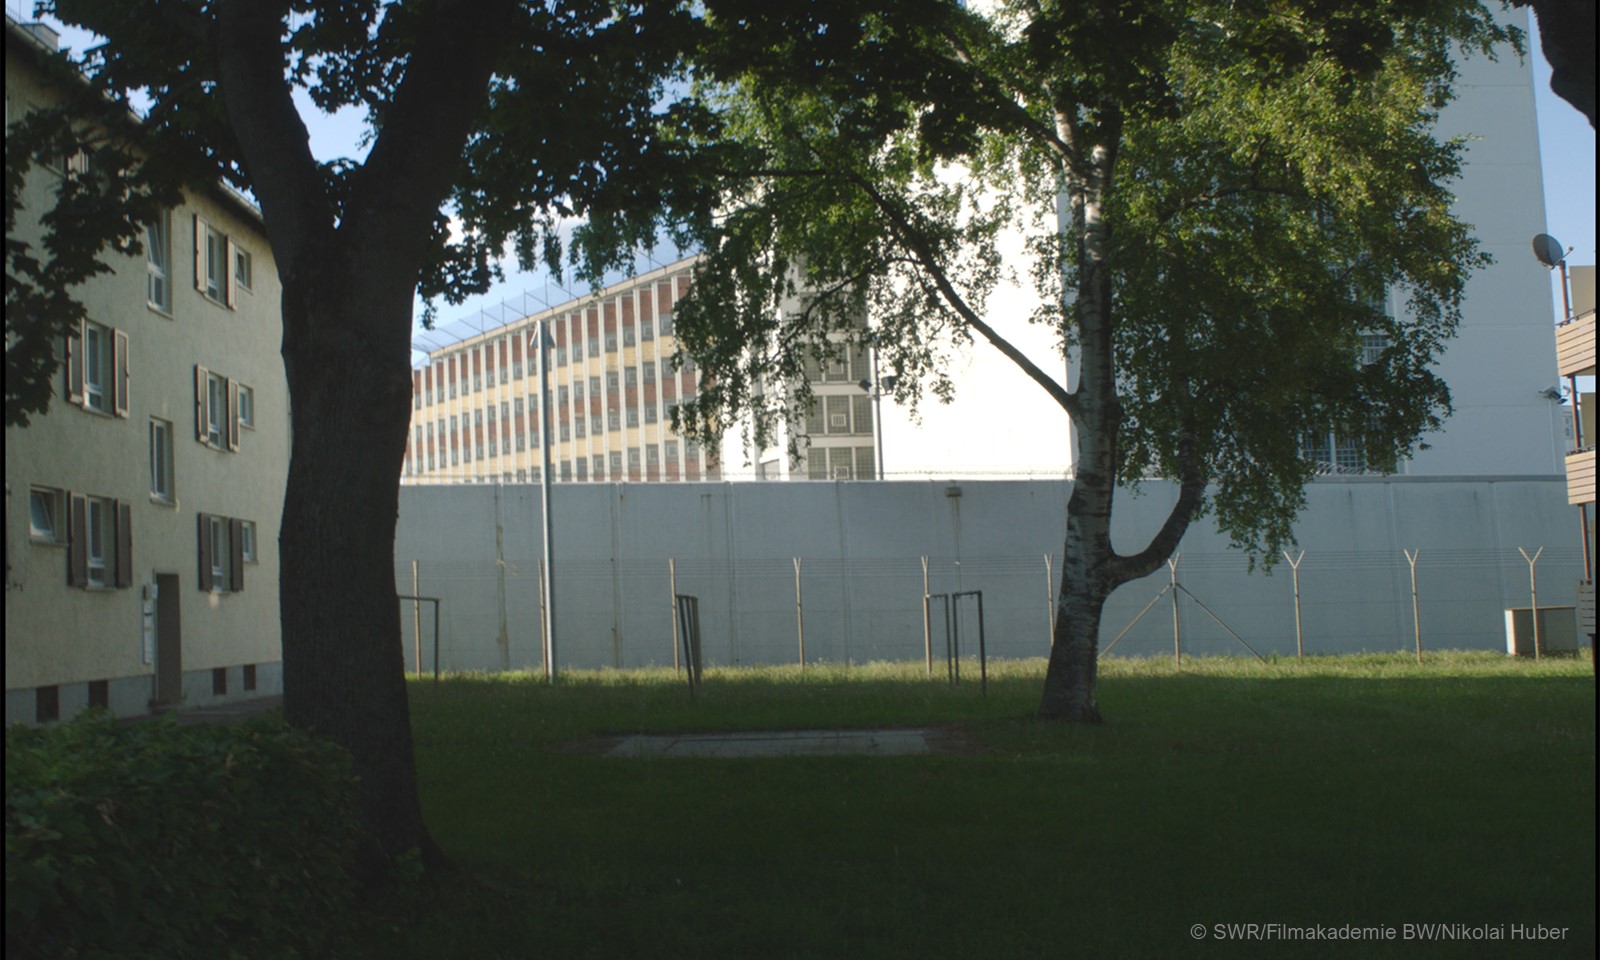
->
<box><xmin>113</xmin><ymin>329</ymin><xmax>130</xmax><ymax>418</ymax></box>
<box><xmin>66</xmin><ymin>323</ymin><xmax>85</xmax><ymax>405</ymax></box>
<box><xmin>194</xmin><ymin>365</ymin><xmax>209</xmax><ymax>443</ymax></box>
<box><xmin>224</xmin><ymin>237</ymin><xmax>238</xmax><ymax>308</ymax></box>
<box><xmin>197</xmin><ymin>513</ymin><xmax>213</xmax><ymax>591</ymax></box>
<box><xmin>193</xmin><ymin>214</ymin><xmax>205</xmax><ymax>292</ymax></box>
<box><xmin>68</xmin><ymin>493</ymin><xmax>88</xmax><ymax>587</ymax></box>
<box><xmin>226</xmin><ymin>379</ymin><xmax>240</xmax><ymax>451</ymax></box>
<box><xmin>115</xmin><ymin>501</ymin><xmax>133</xmax><ymax>588</ymax></box>
<box><xmin>230</xmin><ymin>518</ymin><xmax>245</xmax><ymax>592</ymax></box>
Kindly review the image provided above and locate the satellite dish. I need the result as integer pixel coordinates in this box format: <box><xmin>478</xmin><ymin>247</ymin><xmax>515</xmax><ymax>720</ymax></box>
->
<box><xmin>1532</xmin><ymin>233</ymin><xmax>1567</xmax><ymax>268</ymax></box>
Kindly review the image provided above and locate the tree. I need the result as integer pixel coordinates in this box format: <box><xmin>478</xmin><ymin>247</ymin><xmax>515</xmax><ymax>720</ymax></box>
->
<box><xmin>1513</xmin><ymin>0</ymin><xmax>1595</xmax><ymax>126</ymax></box>
<box><xmin>7</xmin><ymin>0</ymin><xmax>698</xmax><ymax>878</ymax></box>
<box><xmin>591</xmin><ymin>0</ymin><xmax>1517</xmax><ymax>721</ymax></box>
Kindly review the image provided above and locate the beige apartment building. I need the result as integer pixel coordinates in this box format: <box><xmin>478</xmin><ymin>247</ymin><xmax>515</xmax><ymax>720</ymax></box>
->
<box><xmin>5</xmin><ymin>17</ymin><xmax>288</xmax><ymax>723</ymax></box>
<box><xmin>405</xmin><ymin>258</ymin><xmax>721</xmax><ymax>484</ymax></box>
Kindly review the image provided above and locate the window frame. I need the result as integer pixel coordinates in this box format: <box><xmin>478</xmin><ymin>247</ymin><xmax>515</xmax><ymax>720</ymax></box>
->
<box><xmin>29</xmin><ymin>487</ymin><xmax>64</xmax><ymax>544</ymax></box>
<box><xmin>150</xmin><ymin>418</ymin><xmax>175</xmax><ymax>503</ymax></box>
<box><xmin>146</xmin><ymin>213</ymin><xmax>172</xmax><ymax>312</ymax></box>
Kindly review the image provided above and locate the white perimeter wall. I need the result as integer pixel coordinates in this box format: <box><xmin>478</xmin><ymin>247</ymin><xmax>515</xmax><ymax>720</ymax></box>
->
<box><xmin>394</xmin><ymin>477</ymin><xmax>1585</xmax><ymax>672</ymax></box>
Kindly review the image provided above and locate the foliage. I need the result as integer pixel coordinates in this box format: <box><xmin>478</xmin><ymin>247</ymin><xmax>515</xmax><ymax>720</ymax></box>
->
<box><xmin>612</xmin><ymin>0</ymin><xmax>1518</xmax><ymax>561</ymax></box>
<box><xmin>5</xmin><ymin>711</ymin><xmax>362</xmax><ymax>960</ymax></box>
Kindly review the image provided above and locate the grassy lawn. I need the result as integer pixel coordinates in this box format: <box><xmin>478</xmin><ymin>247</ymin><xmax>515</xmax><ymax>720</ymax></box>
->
<box><xmin>349</xmin><ymin>653</ymin><xmax>1595</xmax><ymax>959</ymax></box>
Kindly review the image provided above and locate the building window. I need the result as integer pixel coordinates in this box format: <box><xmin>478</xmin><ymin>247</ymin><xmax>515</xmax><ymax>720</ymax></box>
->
<box><xmin>627</xmin><ymin>408</ymin><xmax>640</xmax><ymax>427</ymax></box>
<box><xmin>608</xmin><ymin>410</ymin><xmax>621</xmax><ymax>430</ymax></box>
<box><xmin>489</xmin><ymin>438</ymin><xmax>498</xmax><ymax>457</ymax></box>
<box><xmin>646</xmin><ymin>445</ymin><xmax>660</xmax><ymax>464</ymax></box>
<box><xmin>213</xmin><ymin>667</ymin><xmax>228</xmax><ymax>696</ymax></box>
<box><xmin>199</xmin><ymin>513</ymin><xmax>245</xmax><ymax>592</ymax></box>
<box><xmin>243</xmin><ymin>664</ymin><xmax>257</xmax><ymax>691</ymax></box>
<box><xmin>665</xmin><ymin>440</ymin><xmax>679</xmax><ymax>462</ymax></box>
<box><xmin>516</xmin><ymin>433</ymin><xmax>526</xmax><ymax>452</ymax></box>
<box><xmin>237</xmin><ymin>384</ymin><xmax>254</xmax><ymax>429</ymax></box>
<box><xmin>625</xmin><ymin>367</ymin><xmax>638</xmax><ymax>388</ymax></box>
<box><xmin>194</xmin><ymin>215</ymin><xmax>235</xmax><ymax>307</ymax></box>
<box><xmin>71</xmin><ymin>321</ymin><xmax>127</xmax><ymax>416</ymax></box>
<box><xmin>146</xmin><ymin>214</ymin><xmax>171</xmax><ymax>311</ymax></box>
<box><xmin>588</xmin><ymin>337</ymin><xmax>601</xmax><ymax>356</ymax></box>
<box><xmin>67</xmin><ymin>494</ymin><xmax>130</xmax><ymax>589</ymax></box>
<box><xmin>575</xmin><ymin>459</ymin><xmax>588</xmax><ymax>480</ymax></box>
<box><xmin>643</xmin><ymin>363</ymin><xmax>656</xmax><ymax>384</ymax></box>
<box><xmin>474</xmin><ymin>409</ymin><xmax>484</xmax><ymax>427</ymax></box>
<box><xmin>29</xmin><ymin>487</ymin><xmax>64</xmax><ymax>543</ymax></box>
<box><xmin>234</xmin><ymin>247</ymin><xmax>253</xmax><ymax>292</ymax></box>
<box><xmin>590</xmin><ymin>414</ymin><xmax>603</xmax><ymax>434</ymax></box>
<box><xmin>659</xmin><ymin>311</ymin><xmax>674</xmax><ymax>335</ymax></box>
<box><xmin>240</xmin><ymin>520</ymin><xmax>258</xmax><ymax>563</ymax></box>
<box><xmin>610</xmin><ymin>451</ymin><xmax>623</xmax><ymax>472</ymax></box>
<box><xmin>207</xmin><ymin>372</ymin><xmax>226</xmax><ymax>446</ymax></box>
<box><xmin>150</xmin><ymin>418</ymin><xmax>174</xmax><ymax>502</ymax></box>
<box><xmin>628</xmin><ymin>447</ymin><xmax>642</xmax><ymax>467</ymax></box>
<box><xmin>589</xmin><ymin>376</ymin><xmax>601</xmax><ymax>396</ymax></box>
<box><xmin>574</xmin><ymin>418</ymin><xmax>586</xmax><ymax>438</ymax></box>
<box><xmin>514</xmin><ymin>397</ymin><xmax>524</xmax><ymax>418</ymax></box>
<box><xmin>592</xmin><ymin>454</ymin><xmax>605</xmax><ymax>478</ymax></box>
<box><xmin>623</xmin><ymin>325</ymin><xmax>636</xmax><ymax>347</ymax></box>
<box><xmin>645</xmin><ymin>403</ymin><xmax>658</xmax><ymax>424</ymax></box>
<box><xmin>36</xmin><ymin>686</ymin><xmax>59</xmax><ymax>724</ymax></box>
<box><xmin>607</xmin><ymin>371</ymin><xmax>620</xmax><ymax>391</ymax></box>
<box><xmin>605</xmin><ymin>332</ymin><xmax>618</xmax><ymax>352</ymax></box>
<box><xmin>642</xmin><ymin>318</ymin><xmax>655</xmax><ymax>341</ymax></box>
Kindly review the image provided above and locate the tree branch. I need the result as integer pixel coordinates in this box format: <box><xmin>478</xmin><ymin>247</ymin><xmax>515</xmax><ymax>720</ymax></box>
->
<box><xmin>844</xmin><ymin>171</ymin><xmax>1079</xmax><ymax>418</ymax></box>
<box><xmin>1107</xmin><ymin>430</ymin><xmax>1207</xmax><ymax>585</ymax></box>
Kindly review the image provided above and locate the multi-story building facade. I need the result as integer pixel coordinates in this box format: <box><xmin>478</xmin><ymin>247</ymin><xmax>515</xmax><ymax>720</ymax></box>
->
<box><xmin>405</xmin><ymin>257</ymin><xmax>720</xmax><ymax>484</ymax></box>
<box><xmin>5</xmin><ymin>16</ymin><xmax>288</xmax><ymax>723</ymax></box>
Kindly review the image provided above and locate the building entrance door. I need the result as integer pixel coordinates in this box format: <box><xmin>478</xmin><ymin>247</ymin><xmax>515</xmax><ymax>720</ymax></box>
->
<box><xmin>154</xmin><ymin>573</ymin><xmax>182</xmax><ymax>706</ymax></box>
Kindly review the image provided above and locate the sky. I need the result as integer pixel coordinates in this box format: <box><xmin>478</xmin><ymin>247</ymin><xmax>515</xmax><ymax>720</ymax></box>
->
<box><xmin>17</xmin><ymin>4</ymin><xmax>1596</xmax><ymax>348</ymax></box>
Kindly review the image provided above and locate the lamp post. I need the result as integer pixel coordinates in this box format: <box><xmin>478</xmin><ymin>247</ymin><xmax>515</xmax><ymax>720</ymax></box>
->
<box><xmin>857</xmin><ymin>351</ymin><xmax>897</xmax><ymax>481</ymax></box>
<box><xmin>533</xmin><ymin>322</ymin><xmax>557</xmax><ymax>681</ymax></box>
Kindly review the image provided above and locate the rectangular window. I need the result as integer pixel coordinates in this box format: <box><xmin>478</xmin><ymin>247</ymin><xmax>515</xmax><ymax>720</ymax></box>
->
<box><xmin>627</xmin><ymin>408</ymin><xmax>640</xmax><ymax>427</ymax></box>
<box><xmin>623</xmin><ymin>325</ymin><xmax>636</xmax><ymax>347</ymax></box>
<box><xmin>592</xmin><ymin>454</ymin><xmax>605</xmax><ymax>478</ymax></box>
<box><xmin>589</xmin><ymin>376</ymin><xmax>601</xmax><ymax>396</ymax></box>
<box><xmin>605</xmin><ymin>333</ymin><xmax>618</xmax><ymax>352</ymax></box>
<box><xmin>647</xmin><ymin>444</ymin><xmax>660</xmax><ymax>464</ymax></box>
<box><xmin>234</xmin><ymin>247</ymin><xmax>253</xmax><ymax>291</ymax></box>
<box><xmin>607</xmin><ymin>371</ymin><xmax>620</xmax><ymax>391</ymax></box>
<box><xmin>82</xmin><ymin>321</ymin><xmax>110</xmax><ymax>413</ymax></box>
<box><xmin>609</xmin><ymin>410</ymin><xmax>621</xmax><ymax>430</ymax></box>
<box><xmin>514</xmin><ymin>397</ymin><xmax>524</xmax><ymax>417</ymax></box>
<box><xmin>474</xmin><ymin>409</ymin><xmax>483</xmax><ymax>427</ymax></box>
<box><xmin>645</xmin><ymin>403</ymin><xmax>658</xmax><ymax>424</ymax></box>
<box><xmin>194</xmin><ymin>215</ymin><xmax>235</xmax><ymax>307</ymax></box>
<box><xmin>29</xmin><ymin>487</ymin><xmax>64</xmax><ymax>543</ymax></box>
<box><xmin>610</xmin><ymin>451</ymin><xmax>623</xmax><ymax>471</ymax></box>
<box><xmin>575</xmin><ymin>459</ymin><xmax>588</xmax><ymax>480</ymax></box>
<box><xmin>240</xmin><ymin>520</ymin><xmax>257</xmax><ymax>562</ymax></box>
<box><xmin>642</xmin><ymin>318</ymin><xmax>655</xmax><ymax>341</ymax></box>
<box><xmin>643</xmin><ymin>363</ymin><xmax>656</xmax><ymax>384</ymax></box>
<box><xmin>85</xmin><ymin>496</ymin><xmax>111</xmax><ymax>586</ymax></box>
<box><xmin>237</xmin><ymin>384</ymin><xmax>254</xmax><ymax>429</ymax></box>
<box><xmin>574</xmin><ymin>418</ymin><xmax>586</xmax><ymax>438</ymax></box>
<box><xmin>207</xmin><ymin>372</ymin><xmax>226</xmax><ymax>446</ymax></box>
<box><xmin>150</xmin><ymin>418</ymin><xmax>174</xmax><ymax>502</ymax></box>
<box><xmin>588</xmin><ymin>338</ymin><xmax>601</xmax><ymax>357</ymax></box>
<box><xmin>659</xmin><ymin>312</ymin><xmax>674</xmax><ymax>335</ymax></box>
<box><xmin>628</xmin><ymin>447</ymin><xmax>642</xmax><ymax>467</ymax></box>
<box><xmin>146</xmin><ymin>214</ymin><xmax>171</xmax><ymax>311</ymax></box>
<box><xmin>590</xmin><ymin>414</ymin><xmax>604</xmax><ymax>434</ymax></box>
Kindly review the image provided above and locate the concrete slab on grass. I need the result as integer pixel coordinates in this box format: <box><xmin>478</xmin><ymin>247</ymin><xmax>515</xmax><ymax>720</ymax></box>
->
<box><xmin>608</xmin><ymin>728</ymin><xmax>931</xmax><ymax>758</ymax></box>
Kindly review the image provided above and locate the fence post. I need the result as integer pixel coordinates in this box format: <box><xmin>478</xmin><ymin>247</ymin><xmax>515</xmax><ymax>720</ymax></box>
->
<box><xmin>1404</xmin><ymin>549</ymin><xmax>1422</xmax><ymax>663</ymax></box>
<box><xmin>794</xmin><ymin>557</ymin><xmax>806</xmax><ymax>670</ymax></box>
<box><xmin>669</xmin><ymin>557</ymin><xmax>680</xmax><ymax>673</ymax></box>
<box><xmin>1284</xmin><ymin>550</ymin><xmax>1305</xmax><ymax>660</ymax></box>
<box><xmin>921</xmin><ymin>556</ymin><xmax>932</xmax><ymax>677</ymax></box>
<box><xmin>411</xmin><ymin>559</ymin><xmax>422</xmax><ymax>677</ymax></box>
<box><xmin>1044</xmin><ymin>554</ymin><xmax>1055</xmax><ymax>651</ymax></box>
<box><xmin>1519</xmin><ymin>547</ymin><xmax>1544</xmax><ymax>659</ymax></box>
<box><xmin>1168</xmin><ymin>554</ymin><xmax>1182</xmax><ymax>665</ymax></box>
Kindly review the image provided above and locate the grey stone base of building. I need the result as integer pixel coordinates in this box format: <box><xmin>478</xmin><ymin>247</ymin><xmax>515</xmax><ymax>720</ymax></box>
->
<box><xmin>5</xmin><ymin>662</ymin><xmax>284</xmax><ymax>726</ymax></box>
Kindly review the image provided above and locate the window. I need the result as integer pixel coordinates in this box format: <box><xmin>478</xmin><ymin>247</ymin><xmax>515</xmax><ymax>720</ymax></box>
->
<box><xmin>607</xmin><ymin>372</ymin><xmax>620</xmax><ymax>391</ymax></box>
<box><xmin>150</xmin><ymin>419</ymin><xmax>174</xmax><ymax>502</ymax></box>
<box><xmin>194</xmin><ymin>367</ymin><xmax>239</xmax><ymax>451</ymax></box>
<box><xmin>67</xmin><ymin>321</ymin><xmax>129</xmax><ymax>417</ymax></box>
<box><xmin>623</xmin><ymin>326</ymin><xmax>636</xmax><ymax>347</ymax></box>
<box><xmin>575</xmin><ymin>459</ymin><xmax>588</xmax><ymax>480</ymax></box>
<box><xmin>489</xmin><ymin>438</ymin><xmax>498</xmax><ymax>457</ymax></box>
<box><xmin>237</xmin><ymin>384</ymin><xmax>255</xmax><ymax>429</ymax></box>
<box><xmin>642</xmin><ymin>318</ymin><xmax>655</xmax><ymax>341</ymax></box>
<box><xmin>198</xmin><ymin>514</ymin><xmax>245</xmax><ymax>592</ymax></box>
<box><xmin>474</xmin><ymin>409</ymin><xmax>484</xmax><ymax>427</ymax></box>
<box><xmin>194</xmin><ymin>215</ymin><xmax>236</xmax><ymax>307</ymax></box>
<box><xmin>514</xmin><ymin>397</ymin><xmax>524</xmax><ymax>418</ymax></box>
<box><xmin>240</xmin><ymin>520</ymin><xmax>257</xmax><ymax>562</ymax></box>
<box><xmin>234</xmin><ymin>247</ymin><xmax>253</xmax><ymax>291</ymax></box>
<box><xmin>487</xmin><ymin>405</ymin><xmax>497</xmax><ymax>425</ymax></box>
<box><xmin>659</xmin><ymin>311</ymin><xmax>674</xmax><ymax>335</ymax></box>
<box><xmin>29</xmin><ymin>487</ymin><xmax>63</xmax><ymax>543</ymax></box>
<box><xmin>474</xmin><ymin>373</ymin><xmax>482</xmax><ymax>392</ymax></box>
<box><xmin>589</xmin><ymin>376</ymin><xmax>601</xmax><ymax>396</ymax></box>
<box><xmin>590</xmin><ymin>414</ymin><xmax>604</xmax><ymax>434</ymax></box>
<box><xmin>665</xmin><ymin>440</ymin><xmax>679</xmax><ymax>462</ymax></box>
<box><xmin>67</xmin><ymin>494</ymin><xmax>131</xmax><ymax>589</ymax></box>
<box><xmin>646</xmin><ymin>403</ymin><xmax>658</xmax><ymax>424</ymax></box>
<box><xmin>605</xmin><ymin>333</ymin><xmax>618</xmax><ymax>352</ymax></box>
<box><xmin>588</xmin><ymin>338</ymin><xmax>601</xmax><ymax>356</ymax></box>
<box><xmin>643</xmin><ymin>363</ymin><xmax>656</xmax><ymax>384</ymax></box>
<box><xmin>627</xmin><ymin>408</ymin><xmax>640</xmax><ymax>427</ymax></box>
<box><xmin>609</xmin><ymin>410</ymin><xmax>621</xmax><ymax>430</ymax></box>
<box><xmin>213</xmin><ymin>667</ymin><xmax>228</xmax><ymax>698</ymax></box>
<box><xmin>592</xmin><ymin>454</ymin><xmax>605</xmax><ymax>478</ymax></box>
<box><xmin>628</xmin><ymin>447</ymin><xmax>642</xmax><ymax>467</ymax></box>
<box><xmin>146</xmin><ymin>214</ymin><xmax>171</xmax><ymax>311</ymax></box>
<box><xmin>574</xmin><ymin>418</ymin><xmax>586</xmax><ymax>438</ymax></box>
<box><xmin>572</xmin><ymin>340</ymin><xmax>584</xmax><ymax>361</ymax></box>
<box><xmin>647</xmin><ymin>445</ymin><xmax>660</xmax><ymax>464</ymax></box>
<box><xmin>501</xmin><ymin>401</ymin><xmax>509</xmax><ymax>423</ymax></box>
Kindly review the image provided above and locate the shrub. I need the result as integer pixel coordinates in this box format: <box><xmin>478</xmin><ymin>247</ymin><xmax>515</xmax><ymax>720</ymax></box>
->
<box><xmin>6</xmin><ymin>710</ymin><xmax>362</xmax><ymax>959</ymax></box>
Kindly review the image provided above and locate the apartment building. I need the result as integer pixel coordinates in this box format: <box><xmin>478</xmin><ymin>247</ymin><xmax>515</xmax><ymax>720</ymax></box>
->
<box><xmin>406</xmin><ymin>258</ymin><xmax>720</xmax><ymax>484</ymax></box>
<box><xmin>5</xmin><ymin>17</ymin><xmax>288</xmax><ymax>723</ymax></box>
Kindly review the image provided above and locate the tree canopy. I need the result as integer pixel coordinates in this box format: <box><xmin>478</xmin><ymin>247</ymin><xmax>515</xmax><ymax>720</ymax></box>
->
<box><xmin>594</xmin><ymin>0</ymin><xmax>1519</xmax><ymax>719</ymax></box>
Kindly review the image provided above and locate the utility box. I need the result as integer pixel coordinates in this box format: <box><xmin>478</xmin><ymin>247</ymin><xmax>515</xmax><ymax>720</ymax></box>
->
<box><xmin>1504</xmin><ymin>606</ymin><xmax>1579</xmax><ymax>656</ymax></box>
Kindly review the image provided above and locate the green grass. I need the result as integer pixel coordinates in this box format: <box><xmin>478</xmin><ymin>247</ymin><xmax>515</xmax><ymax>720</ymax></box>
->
<box><xmin>347</xmin><ymin>653</ymin><xmax>1595</xmax><ymax>959</ymax></box>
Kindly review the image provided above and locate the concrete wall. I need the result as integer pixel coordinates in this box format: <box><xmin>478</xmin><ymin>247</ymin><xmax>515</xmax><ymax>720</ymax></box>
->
<box><xmin>394</xmin><ymin>477</ymin><xmax>1585</xmax><ymax>672</ymax></box>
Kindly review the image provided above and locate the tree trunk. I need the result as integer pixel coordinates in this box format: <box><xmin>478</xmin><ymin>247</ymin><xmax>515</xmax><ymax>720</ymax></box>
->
<box><xmin>277</xmin><ymin>266</ymin><xmax>437</xmax><ymax>883</ymax></box>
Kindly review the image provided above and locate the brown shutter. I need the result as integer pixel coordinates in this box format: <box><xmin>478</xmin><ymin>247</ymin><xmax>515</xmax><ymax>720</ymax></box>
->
<box><xmin>197</xmin><ymin>512</ymin><xmax>213</xmax><ymax>591</ymax></box>
<box><xmin>68</xmin><ymin>493</ymin><xmax>88</xmax><ymax>587</ymax></box>
<box><xmin>66</xmin><ymin>320</ymin><xmax>85</xmax><ymax>405</ymax></box>
<box><xmin>195</xmin><ymin>365</ymin><xmax>208</xmax><ymax>442</ymax></box>
<box><xmin>114</xmin><ymin>500</ymin><xmax>132</xmax><ymax>588</ymax></box>
<box><xmin>224</xmin><ymin>236</ymin><xmax>238</xmax><ymax>308</ymax></box>
<box><xmin>226</xmin><ymin>378</ymin><xmax>240</xmax><ymax>451</ymax></box>
<box><xmin>113</xmin><ymin>328</ymin><xmax>130</xmax><ymax>418</ymax></box>
<box><xmin>230</xmin><ymin>518</ymin><xmax>245</xmax><ymax>592</ymax></box>
<box><xmin>193</xmin><ymin>214</ymin><xmax>205</xmax><ymax>292</ymax></box>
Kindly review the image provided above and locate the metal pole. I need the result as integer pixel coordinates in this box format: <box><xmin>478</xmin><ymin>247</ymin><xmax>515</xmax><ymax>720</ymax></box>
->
<box><xmin>870</xmin><ymin>343</ymin><xmax>885</xmax><ymax>478</ymax></box>
<box><xmin>433</xmin><ymin>598</ymin><xmax>440</xmax><ymax>686</ymax></box>
<box><xmin>1044</xmin><ymin>554</ymin><xmax>1055</xmax><ymax>651</ymax></box>
<box><xmin>1520</xmin><ymin>547</ymin><xmax>1544</xmax><ymax>659</ymax></box>
<box><xmin>946</xmin><ymin>595</ymin><xmax>957</xmax><ymax>685</ymax></box>
<box><xmin>794</xmin><ymin>557</ymin><xmax>806</xmax><ymax>670</ymax></box>
<box><xmin>1169</xmin><ymin>554</ymin><xmax>1181</xmax><ymax>665</ymax></box>
<box><xmin>921</xmin><ymin>556</ymin><xmax>932</xmax><ymax>677</ymax></box>
<box><xmin>535</xmin><ymin>323</ymin><xmax>557</xmax><ymax>683</ymax></box>
<box><xmin>1285</xmin><ymin>550</ymin><xmax>1305</xmax><ymax>660</ymax></box>
<box><xmin>1404</xmin><ymin>549</ymin><xmax>1421</xmax><ymax>663</ymax></box>
<box><xmin>976</xmin><ymin>591</ymin><xmax>987</xmax><ymax>697</ymax></box>
<box><xmin>411</xmin><ymin>559</ymin><xmax>421</xmax><ymax>677</ymax></box>
<box><xmin>669</xmin><ymin>558</ymin><xmax>680</xmax><ymax>672</ymax></box>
